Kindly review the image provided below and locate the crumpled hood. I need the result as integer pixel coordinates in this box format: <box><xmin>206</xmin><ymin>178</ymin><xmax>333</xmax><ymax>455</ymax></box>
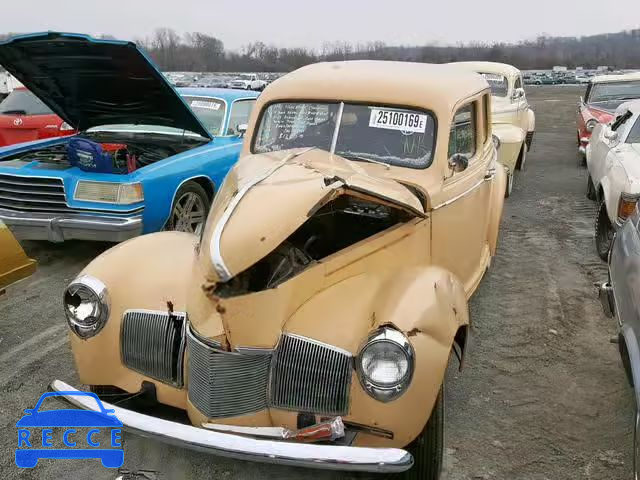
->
<box><xmin>199</xmin><ymin>148</ymin><xmax>424</xmax><ymax>282</ymax></box>
<box><xmin>0</xmin><ymin>32</ymin><xmax>212</xmax><ymax>139</ymax></box>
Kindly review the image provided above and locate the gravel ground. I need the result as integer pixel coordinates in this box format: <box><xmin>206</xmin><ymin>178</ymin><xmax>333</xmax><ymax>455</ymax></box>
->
<box><xmin>0</xmin><ymin>85</ymin><xmax>633</xmax><ymax>480</ymax></box>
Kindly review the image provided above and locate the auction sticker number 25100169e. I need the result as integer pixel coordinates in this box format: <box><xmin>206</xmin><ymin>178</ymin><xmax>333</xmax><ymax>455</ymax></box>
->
<box><xmin>369</xmin><ymin>108</ymin><xmax>427</xmax><ymax>134</ymax></box>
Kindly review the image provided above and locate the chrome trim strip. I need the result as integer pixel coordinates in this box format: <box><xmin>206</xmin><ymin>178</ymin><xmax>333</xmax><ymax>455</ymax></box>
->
<box><xmin>431</xmin><ymin>178</ymin><xmax>485</xmax><ymax>211</ymax></box>
<box><xmin>210</xmin><ymin>147</ymin><xmax>315</xmax><ymax>281</ymax></box>
<box><xmin>50</xmin><ymin>379</ymin><xmax>413</xmax><ymax>473</ymax></box>
<box><xmin>329</xmin><ymin>102</ymin><xmax>344</xmax><ymax>154</ymax></box>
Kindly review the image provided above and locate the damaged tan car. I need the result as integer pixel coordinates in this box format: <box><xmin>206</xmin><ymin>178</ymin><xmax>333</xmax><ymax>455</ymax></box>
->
<box><xmin>53</xmin><ymin>61</ymin><xmax>506</xmax><ymax>477</ymax></box>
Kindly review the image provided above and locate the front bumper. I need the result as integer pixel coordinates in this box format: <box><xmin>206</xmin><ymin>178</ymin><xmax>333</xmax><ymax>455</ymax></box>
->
<box><xmin>579</xmin><ymin>136</ymin><xmax>590</xmax><ymax>155</ymax></box>
<box><xmin>0</xmin><ymin>208</ymin><xmax>143</xmax><ymax>242</ymax></box>
<box><xmin>50</xmin><ymin>380</ymin><xmax>413</xmax><ymax>473</ymax></box>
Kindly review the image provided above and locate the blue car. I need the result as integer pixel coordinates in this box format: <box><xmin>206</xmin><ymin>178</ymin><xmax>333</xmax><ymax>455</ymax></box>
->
<box><xmin>16</xmin><ymin>391</ymin><xmax>123</xmax><ymax>468</ymax></box>
<box><xmin>0</xmin><ymin>32</ymin><xmax>259</xmax><ymax>242</ymax></box>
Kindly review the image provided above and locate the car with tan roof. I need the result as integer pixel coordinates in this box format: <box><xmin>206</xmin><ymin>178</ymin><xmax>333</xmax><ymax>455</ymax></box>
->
<box><xmin>53</xmin><ymin>60</ymin><xmax>506</xmax><ymax>479</ymax></box>
<box><xmin>451</xmin><ymin>61</ymin><xmax>536</xmax><ymax>197</ymax></box>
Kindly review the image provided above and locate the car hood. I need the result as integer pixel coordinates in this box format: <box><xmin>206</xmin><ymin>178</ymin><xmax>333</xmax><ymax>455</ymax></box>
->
<box><xmin>0</xmin><ymin>32</ymin><xmax>213</xmax><ymax>140</ymax></box>
<box><xmin>199</xmin><ymin>148</ymin><xmax>425</xmax><ymax>282</ymax></box>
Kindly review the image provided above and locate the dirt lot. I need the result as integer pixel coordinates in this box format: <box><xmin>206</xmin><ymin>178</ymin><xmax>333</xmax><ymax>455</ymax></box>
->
<box><xmin>0</xmin><ymin>85</ymin><xmax>634</xmax><ymax>480</ymax></box>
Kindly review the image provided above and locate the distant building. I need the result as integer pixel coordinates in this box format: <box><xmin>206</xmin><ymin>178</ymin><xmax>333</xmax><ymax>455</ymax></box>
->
<box><xmin>553</xmin><ymin>66</ymin><xmax>567</xmax><ymax>72</ymax></box>
<box><xmin>597</xmin><ymin>66</ymin><xmax>609</xmax><ymax>72</ymax></box>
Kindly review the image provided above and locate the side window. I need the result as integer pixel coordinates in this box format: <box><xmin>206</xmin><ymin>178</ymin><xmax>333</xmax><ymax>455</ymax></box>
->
<box><xmin>227</xmin><ymin>99</ymin><xmax>256</xmax><ymax>136</ymax></box>
<box><xmin>448</xmin><ymin>102</ymin><xmax>477</xmax><ymax>159</ymax></box>
<box><xmin>514</xmin><ymin>76</ymin><xmax>522</xmax><ymax>90</ymax></box>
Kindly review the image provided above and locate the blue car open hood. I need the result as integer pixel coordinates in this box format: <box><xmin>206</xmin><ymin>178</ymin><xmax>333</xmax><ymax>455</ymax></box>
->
<box><xmin>0</xmin><ymin>32</ymin><xmax>213</xmax><ymax>140</ymax></box>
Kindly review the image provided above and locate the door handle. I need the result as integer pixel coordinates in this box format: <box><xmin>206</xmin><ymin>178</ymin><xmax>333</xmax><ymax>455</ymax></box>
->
<box><xmin>484</xmin><ymin>168</ymin><xmax>496</xmax><ymax>180</ymax></box>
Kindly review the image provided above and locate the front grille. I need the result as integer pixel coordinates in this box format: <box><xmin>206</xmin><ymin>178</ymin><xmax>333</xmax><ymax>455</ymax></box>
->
<box><xmin>188</xmin><ymin>329</ymin><xmax>272</xmax><ymax>418</ymax></box>
<box><xmin>121</xmin><ymin>310</ymin><xmax>186</xmax><ymax>386</ymax></box>
<box><xmin>0</xmin><ymin>173</ymin><xmax>69</xmax><ymax>213</ymax></box>
<box><xmin>270</xmin><ymin>333</ymin><xmax>352</xmax><ymax>416</ymax></box>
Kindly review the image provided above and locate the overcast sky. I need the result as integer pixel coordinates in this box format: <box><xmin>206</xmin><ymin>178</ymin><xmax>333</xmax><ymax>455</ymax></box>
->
<box><xmin>3</xmin><ymin>1</ymin><xmax>638</xmax><ymax>50</ymax></box>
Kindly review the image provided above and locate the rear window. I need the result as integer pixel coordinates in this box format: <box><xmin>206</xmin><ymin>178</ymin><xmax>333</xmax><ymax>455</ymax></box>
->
<box><xmin>0</xmin><ymin>90</ymin><xmax>53</xmax><ymax>115</ymax></box>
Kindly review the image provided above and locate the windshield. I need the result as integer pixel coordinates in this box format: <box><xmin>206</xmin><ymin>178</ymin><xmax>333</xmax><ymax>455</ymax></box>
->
<box><xmin>479</xmin><ymin>73</ymin><xmax>509</xmax><ymax>97</ymax></box>
<box><xmin>0</xmin><ymin>89</ymin><xmax>53</xmax><ymax>115</ymax></box>
<box><xmin>628</xmin><ymin>116</ymin><xmax>640</xmax><ymax>144</ymax></box>
<box><xmin>253</xmin><ymin>102</ymin><xmax>436</xmax><ymax>169</ymax></box>
<box><xmin>589</xmin><ymin>81</ymin><xmax>640</xmax><ymax>106</ymax></box>
<box><xmin>238</xmin><ymin>75</ymin><xmax>252</xmax><ymax>80</ymax></box>
<box><xmin>183</xmin><ymin>96</ymin><xmax>226</xmax><ymax>136</ymax></box>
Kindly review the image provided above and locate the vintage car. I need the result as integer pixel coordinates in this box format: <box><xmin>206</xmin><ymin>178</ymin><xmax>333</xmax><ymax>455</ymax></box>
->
<box><xmin>0</xmin><ymin>32</ymin><xmax>258</xmax><ymax>242</ymax></box>
<box><xmin>451</xmin><ymin>62</ymin><xmax>535</xmax><ymax>197</ymax></box>
<box><xmin>0</xmin><ymin>87</ymin><xmax>75</xmax><ymax>147</ymax></box>
<box><xmin>53</xmin><ymin>60</ymin><xmax>506</xmax><ymax>477</ymax></box>
<box><xmin>230</xmin><ymin>73</ymin><xmax>267</xmax><ymax>91</ymax></box>
<box><xmin>596</xmin><ymin>209</ymin><xmax>640</xmax><ymax>478</ymax></box>
<box><xmin>586</xmin><ymin>100</ymin><xmax>640</xmax><ymax>260</ymax></box>
<box><xmin>577</xmin><ymin>72</ymin><xmax>640</xmax><ymax>162</ymax></box>
<box><xmin>0</xmin><ymin>218</ymin><xmax>35</xmax><ymax>293</ymax></box>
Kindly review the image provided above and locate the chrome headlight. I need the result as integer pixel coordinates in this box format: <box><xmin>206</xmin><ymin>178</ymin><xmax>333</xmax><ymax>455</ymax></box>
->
<box><xmin>356</xmin><ymin>327</ymin><xmax>414</xmax><ymax>402</ymax></box>
<box><xmin>63</xmin><ymin>275</ymin><xmax>109</xmax><ymax>339</ymax></box>
<box><xmin>586</xmin><ymin>118</ymin><xmax>599</xmax><ymax>132</ymax></box>
<box><xmin>492</xmin><ymin>134</ymin><xmax>501</xmax><ymax>150</ymax></box>
<box><xmin>74</xmin><ymin>181</ymin><xmax>144</xmax><ymax>204</ymax></box>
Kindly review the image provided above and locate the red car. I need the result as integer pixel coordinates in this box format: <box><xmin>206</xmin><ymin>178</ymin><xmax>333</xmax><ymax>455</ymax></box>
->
<box><xmin>577</xmin><ymin>73</ymin><xmax>640</xmax><ymax>160</ymax></box>
<box><xmin>0</xmin><ymin>87</ymin><xmax>74</xmax><ymax>147</ymax></box>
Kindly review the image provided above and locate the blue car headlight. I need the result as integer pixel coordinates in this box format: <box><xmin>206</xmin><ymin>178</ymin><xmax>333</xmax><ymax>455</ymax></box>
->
<box><xmin>63</xmin><ymin>275</ymin><xmax>110</xmax><ymax>339</ymax></box>
<box><xmin>74</xmin><ymin>181</ymin><xmax>144</xmax><ymax>204</ymax></box>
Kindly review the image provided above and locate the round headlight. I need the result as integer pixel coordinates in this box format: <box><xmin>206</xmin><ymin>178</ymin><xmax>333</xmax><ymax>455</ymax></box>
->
<box><xmin>63</xmin><ymin>275</ymin><xmax>109</xmax><ymax>339</ymax></box>
<box><xmin>586</xmin><ymin>118</ymin><xmax>599</xmax><ymax>132</ymax></box>
<box><xmin>357</xmin><ymin>327</ymin><xmax>414</xmax><ymax>402</ymax></box>
<box><xmin>492</xmin><ymin>134</ymin><xmax>501</xmax><ymax>150</ymax></box>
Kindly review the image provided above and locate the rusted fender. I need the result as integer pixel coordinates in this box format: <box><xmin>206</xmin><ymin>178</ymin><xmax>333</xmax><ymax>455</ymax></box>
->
<box><xmin>0</xmin><ymin>220</ymin><xmax>36</xmax><ymax>292</ymax></box>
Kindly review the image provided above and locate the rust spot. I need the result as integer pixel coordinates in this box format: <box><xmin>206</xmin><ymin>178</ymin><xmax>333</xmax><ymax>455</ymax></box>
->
<box><xmin>370</xmin><ymin>312</ymin><xmax>376</xmax><ymax>328</ymax></box>
<box><xmin>453</xmin><ymin>307</ymin><xmax>458</xmax><ymax>315</ymax></box>
<box><xmin>407</xmin><ymin>327</ymin><xmax>421</xmax><ymax>337</ymax></box>
<box><xmin>166</xmin><ymin>301</ymin><xmax>174</xmax><ymax>315</ymax></box>
<box><xmin>216</xmin><ymin>304</ymin><xmax>227</xmax><ymax>314</ymax></box>
<box><xmin>202</xmin><ymin>283</ymin><xmax>220</xmax><ymax>302</ymax></box>
<box><xmin>260</xmin><ymin>236</ymin><xmax>266</xmax><ymax>242</ymax></box>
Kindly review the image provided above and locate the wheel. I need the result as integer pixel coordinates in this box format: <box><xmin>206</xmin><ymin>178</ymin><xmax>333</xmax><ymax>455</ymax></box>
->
<box><xmin>595</xmin><ymin>201</ymin><xmax>614</xmax><ymax>261</ymax></box>
<box><xmin>246</xmin><ymin>84</ymin><xmax>251</xmax><ymax>90</ymax></box>
<box><xmin>402</xmin><ymin>386</ymin><xmax>444</xmax><ymax>480</ymax></box>
<box><xmin>166</xmin><ymin>182</ymin><xmax>211</xmax><ymax>235</ymax></box>
<box><xmin>516</xmin><ymin>144</ymin><xmax>527</xmax><ymax>171</ymax></box>
<box><xmin>504</xmin><ymin>169</ymin><xmax>513</xmax><ymax>198</ymax></box>
<box><xmin>586</xmin><ymin>175</ymin><xmax>597</xmax><ymax>201</ymax></box>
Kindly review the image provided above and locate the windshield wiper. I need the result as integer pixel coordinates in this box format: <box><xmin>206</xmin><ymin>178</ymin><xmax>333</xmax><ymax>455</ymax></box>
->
<box><xmin>1</xmin><ymin>109</ymin><xmax>26</xmax><ymax>115</ymax></box>
<box><xmin>339</xmin><ymin>153</ymin><xmax>391</xmax><ymax>170</ymax></box>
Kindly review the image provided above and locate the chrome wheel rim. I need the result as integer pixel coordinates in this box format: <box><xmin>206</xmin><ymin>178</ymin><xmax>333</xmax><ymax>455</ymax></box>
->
<box><xmin>170</xmin><ymin>192</ymin><xmax>206</xmax><ymax>235</ymax></box>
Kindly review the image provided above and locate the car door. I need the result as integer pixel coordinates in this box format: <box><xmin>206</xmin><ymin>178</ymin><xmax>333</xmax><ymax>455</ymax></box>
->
<box><xmin>431</xmin><ymin>98</ymin><xmax>493</xmax><ymax>295</ymax></box>
<box><xmin>512</xmin><ymin>75</ymin><xmax>528</xmax><ymax>131</ymax></box>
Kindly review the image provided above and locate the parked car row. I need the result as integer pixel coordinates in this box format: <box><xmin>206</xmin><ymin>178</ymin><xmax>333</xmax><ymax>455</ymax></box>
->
<box><xmin>0</xmin><ymin>32</ymin><xmax>514</xmax><ymax>479</ymax></box>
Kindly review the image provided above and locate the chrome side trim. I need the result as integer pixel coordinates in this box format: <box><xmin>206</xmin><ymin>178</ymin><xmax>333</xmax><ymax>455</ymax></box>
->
<box><xmin>209</xmin><ymin>147</ymin><xmax>315</xmax><ymax>281</ymax></box>
<box><xmin>431</xmin><ymin>178</ymin><xmax>485</xmax><ymax>211</ymax></box>
<box><xmin>50</xmin><ymin>379</ymin><xmax>413</xmax><ymax>473</ymax></box>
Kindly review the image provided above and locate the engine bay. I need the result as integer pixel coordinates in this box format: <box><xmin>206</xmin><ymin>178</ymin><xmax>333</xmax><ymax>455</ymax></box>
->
<box><xmin>216</xmin><ymin>195</ymin><xmax>413</xmax><ymax>297</ymax></box>
<box><xmin>0</xmin><ymin>131</ymin><xmax>207</xmax><ymax>173</ymax></box>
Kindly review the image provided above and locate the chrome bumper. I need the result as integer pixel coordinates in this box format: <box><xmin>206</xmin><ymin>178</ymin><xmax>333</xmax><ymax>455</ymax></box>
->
<box><xmin>579</xmin><ymin>136</ymin><xmax>590</xmax><ymax>155</ymax></box>
<box><xmin>596</xmin><ymin>281</ymin><xmax>615</xmax><ymax>318</ymax></box>
<box><xmin>49</xmin><ymin>380</ymin><xmax>413</xmax><ymax>473</ymax></box>
<box><xmin>0</xmin><ymin>208</ymin><xmax>143</xmax><ymax>242</ymax></box>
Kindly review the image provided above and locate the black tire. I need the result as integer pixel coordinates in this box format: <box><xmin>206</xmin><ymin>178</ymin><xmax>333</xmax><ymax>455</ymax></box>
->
<box><xmin>166</xmin><ymin>182</ymin><xmax>211</xmax><ymax>235</ymax></box>
<box><xmin>586</xmin><ymin>175</ymin><xmax>597</xmax><ymax>201</ymax></box>
<box><xmin>515</xmin><ymin>144</ymin><xmax>527</xmax><ymax>171</ymax></box>
<box><xmin>595</xmin><ymin>201</ymin><xmax>614</xmax><ymax>261</ymax></box>
<box><xmin>402</xmin><ymin>387</ymin><xmax>444</xmax><ymax>480</ymax></box>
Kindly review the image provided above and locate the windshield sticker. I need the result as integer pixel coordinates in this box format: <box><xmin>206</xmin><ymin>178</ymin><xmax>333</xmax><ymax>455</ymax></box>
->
<box><xmin>191</xmin><ymin>100</ymin><xmax>221</xmax><ymax>110</ymax></box>
<box><xmin>481</xmin><ymin>73</ymin><xmax>505</xmax><ymax>83</ymax></box>
<box><xmin>369</xmin><ymin>109</ymin><xmax>427</xmax><ymax>134</ymax></box>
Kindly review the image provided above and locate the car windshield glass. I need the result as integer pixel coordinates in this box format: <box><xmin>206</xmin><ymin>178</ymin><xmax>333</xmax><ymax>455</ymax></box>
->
<box><xmin>589</xmin><ymin>81</ymin><xmax>640</xmax><ymax>104</ymax></box>
<box><xmin>627</xmin><ymin>116</ymin><xmax>640</xmax><ymax>144</ymax></box>
<box><xmin>0</xmin><ymin>89</ymin><xmax>53</xmax><ymax>115</ymax></box>
<box><xmin>183</xmin><ymin>96</ymin><xmax>226</xmax><ymax>136</ymax></box>
<box><xmin>253</xmin><ymin>102</ymin><xmax>436</xmax><ymax>169</ymax></box>
<box><xmin>479</xmin><ymin>73</ymin><xmax>509</xmax><ymax>97</ymax></box>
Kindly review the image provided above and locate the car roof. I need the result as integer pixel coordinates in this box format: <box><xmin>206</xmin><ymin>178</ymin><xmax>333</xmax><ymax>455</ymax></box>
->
<box><xmin>591</xmin><ymin>72</ymin><xmax>640</xmax><ymax>84</ymax></box>
<box><xmin>449</xmin><ymin>61</ymin><xmax>521</xmax><ymax>78</ymax></box>
<box><xmin>259</xmin><ymin>61</ymin><xmax>489</xmax><ymax>115</ymax></box>
<box><xmin>178</xmin><ymin>87</ymin><xmax>259</xmax><ymax>102</ymax></box>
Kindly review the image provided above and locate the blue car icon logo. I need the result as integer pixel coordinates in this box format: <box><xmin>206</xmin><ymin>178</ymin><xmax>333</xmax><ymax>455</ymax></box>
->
<box><xmin>16</xmin><ymin>391</ymin><xmax>123</xmax><ymax>468</ymax></box>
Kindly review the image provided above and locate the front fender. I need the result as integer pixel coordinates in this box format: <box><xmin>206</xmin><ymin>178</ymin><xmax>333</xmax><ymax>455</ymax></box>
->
<box><xmin>284</xmin><ymin>266</ymin><xmax>469</xmax><ymax>447</ymax></box>
<box><xmin>493</xmin><ymin>123</ymin><xmax>525</xmax><ymax>172</ymax></box>
<box><xmin>68</xmin><ymin>231</ymin><xmax>198</xmax><ymax>407</ymax></box>
<box><xmin>526</xmin><ymin>107</ymin><xmax>536</xmax><ymax>133</ymax></box>
<box><xmin>620</xmin><ymin>324</ymin><xmax>640</xmax><ymax>407</ymax></box>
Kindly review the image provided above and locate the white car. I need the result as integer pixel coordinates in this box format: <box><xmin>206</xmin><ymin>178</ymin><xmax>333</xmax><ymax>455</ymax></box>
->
<box><xmin>230</xmin><ymin>73</ymin><xmax>267</xmax><ymax>91</ymax></box>
<box><xmin>586</xmin><ymin>99</ymin><xmax>640</xmax><ymax>260</ymax></box>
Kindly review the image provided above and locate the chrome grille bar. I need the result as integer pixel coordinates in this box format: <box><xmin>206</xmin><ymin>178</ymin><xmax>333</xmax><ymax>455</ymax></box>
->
<box><xmin>121</xmin><ymin>310</ymin><xmax>186</xmax><ymax>387</ymax></box>
<box><xmin>188</xmin><ymin>328</ymin><xmax>272</xmax><ymax>418</ymax></box>
<box><xmin>270</xmin><ymin>334</ymin><xmax>352</xmax><ymax>416</ymax></box>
